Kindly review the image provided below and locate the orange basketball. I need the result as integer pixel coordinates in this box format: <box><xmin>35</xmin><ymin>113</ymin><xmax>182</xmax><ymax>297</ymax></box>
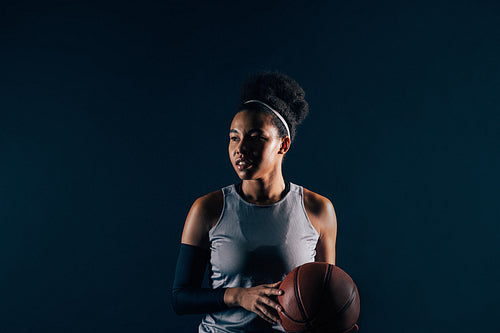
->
<box><xmin>277</xmin><ymin>262</ymin><xmax>360</xmax><ymax>333</ymax></box>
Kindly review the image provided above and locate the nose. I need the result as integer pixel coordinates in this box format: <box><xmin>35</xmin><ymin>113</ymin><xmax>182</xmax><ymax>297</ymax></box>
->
<box><xmin>235</xmin><ymin>137</ymin><xmax>249</xmax><ymax>156</ymax></box>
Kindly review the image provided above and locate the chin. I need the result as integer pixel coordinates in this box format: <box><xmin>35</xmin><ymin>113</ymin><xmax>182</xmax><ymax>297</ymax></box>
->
<box><xmin>236</xmin><ymin>170</ymin><xmax>258</xmax><ymax>180</ymax></box>
<box><xmin>237</xmin><ymin>174</ymin><xmax>254</xmax><ymax>180</ymax></box>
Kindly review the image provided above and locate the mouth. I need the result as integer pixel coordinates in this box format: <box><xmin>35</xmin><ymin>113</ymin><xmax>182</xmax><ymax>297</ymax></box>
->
<box><xmin>235</xmin><ymin>158</ymin><xmax>253</xmax><ymax>170</ymax></box>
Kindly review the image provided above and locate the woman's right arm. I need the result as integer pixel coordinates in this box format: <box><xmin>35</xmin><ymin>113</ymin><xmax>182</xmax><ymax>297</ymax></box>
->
<box><xmin>171</xmin><ymin>194</ymin><xmax>227</xmax><ymax>315</ymax></box>
<box><xmin>171</xmin><ymin>242</ymin><xmax>227</xmax><ymax>314</ymax></box>
<box><xmin>172</xmin><ymin>193</ymin><xmax>284</xmax><ymax>324</ymax></box>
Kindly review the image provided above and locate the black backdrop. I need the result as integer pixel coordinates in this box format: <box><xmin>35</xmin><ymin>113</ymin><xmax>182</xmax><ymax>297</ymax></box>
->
<box><xmin>1</xmin><ymin>0</ymin><xmax>499</xmax><ymax>332</ymax></box>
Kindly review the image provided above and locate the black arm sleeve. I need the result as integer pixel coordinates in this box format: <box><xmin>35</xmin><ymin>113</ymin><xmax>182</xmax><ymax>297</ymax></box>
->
<box><xmin>171</xmin><ymin>243</ymin><xmax>229</xmax><ymax>315</ymax></box>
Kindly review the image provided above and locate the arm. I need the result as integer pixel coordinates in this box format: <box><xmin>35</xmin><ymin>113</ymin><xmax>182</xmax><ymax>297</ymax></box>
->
<box><xmin>173</xmin><ymin>193</ymin><xmax>283</xmax><ymax>324</ymax></box>
<box><xmin>316</xmin><ymin>198</ymin><xmax>337</xmax><ymax>265</ymax></box>
<box><xmin>171</xmin><ymin>243</ymin><xmax>228</xmax><ymax>314</ymax></box>
<box><xmin>171</xmin><ymin>195</ymin><xmax>228</xmax><ymax>315</ymax></box>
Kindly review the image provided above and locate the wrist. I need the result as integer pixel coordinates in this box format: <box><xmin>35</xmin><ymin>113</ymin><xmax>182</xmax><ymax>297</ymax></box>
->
<box><xmin>223</xmin><ymin>287</ymin><xmax>240</xmax><ymax>307</ymax></box>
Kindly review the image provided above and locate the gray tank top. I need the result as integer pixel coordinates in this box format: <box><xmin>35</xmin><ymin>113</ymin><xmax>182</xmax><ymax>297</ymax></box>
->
<box><xmin>199</xmin><ymin>181</ymin><xmax>320</xmax><ymax>333</ymax></box>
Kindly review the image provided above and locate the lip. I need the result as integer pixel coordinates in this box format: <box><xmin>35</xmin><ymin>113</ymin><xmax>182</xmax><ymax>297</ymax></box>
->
<box><xmin>236</xmin><ymin>163</ymin><xmax>253</xmax><ymax>171</ymax></box>
<box><xmin>235</xmin><ymin>158</ymin><xmax>253</xmax><ymax>170</ymax></box>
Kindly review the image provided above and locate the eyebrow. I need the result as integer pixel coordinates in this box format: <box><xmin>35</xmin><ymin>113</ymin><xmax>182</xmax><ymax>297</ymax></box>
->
<box><xmin>229</xmin><ymin>129</ymin><xmax>264</xmax><ymax>135</ymax></box>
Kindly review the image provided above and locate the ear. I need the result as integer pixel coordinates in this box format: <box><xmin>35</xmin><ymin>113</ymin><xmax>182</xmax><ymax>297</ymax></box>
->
<box><xmin>278</xmin><ymin>136</ymin><xmax>291</xmax><ymax>154</ymax></box>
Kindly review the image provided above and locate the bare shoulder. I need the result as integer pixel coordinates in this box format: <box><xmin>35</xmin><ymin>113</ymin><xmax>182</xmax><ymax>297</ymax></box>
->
<box><xmin>181</xmin><ymin>188</ymin><xmax>224</xmax><ymax>248</ymax></box>
<box><xmin>302</xmin><ymin>187</ymin><xmax>337</xmax><ymax>237</ymax></box>
<box><xmin>196</xmin><ymin>189</ymin><xmax>223</xmax><ymax>218</ymax></box>
<box><xmin>302</xmin><ymin>187</ymin><xmax>335</xmax><ymax>217</ymax></box>
<box><xmin>191</xmin><ymin>189</ymin><xmax>224</xmax><ymax>229</ymax></box>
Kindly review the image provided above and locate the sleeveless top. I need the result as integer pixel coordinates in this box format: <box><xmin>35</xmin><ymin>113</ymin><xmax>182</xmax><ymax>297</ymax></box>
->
<box><xmin>199</xmin><ymin>181</ymin><xmax>320</xmax><ymax>333</ymax></box>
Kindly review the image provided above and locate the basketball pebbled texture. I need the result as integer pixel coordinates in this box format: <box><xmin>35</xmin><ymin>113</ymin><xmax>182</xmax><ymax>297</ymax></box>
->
<box><xmin>277</xmin><ymin>262</ymin><xmax>360</xmax><ymax>333</ymax></box>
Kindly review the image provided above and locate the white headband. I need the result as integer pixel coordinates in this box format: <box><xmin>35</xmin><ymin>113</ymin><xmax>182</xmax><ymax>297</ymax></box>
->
<box><xmin>243</xmin><ymin>99</ymin><xmax>291</xmax><ymax>138</ymax></box>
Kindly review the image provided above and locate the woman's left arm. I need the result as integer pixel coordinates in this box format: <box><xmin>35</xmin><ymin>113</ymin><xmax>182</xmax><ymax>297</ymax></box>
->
<box><xmin>313</xmin><ymin>198</ymin><xmax>337</xmax><ymax>265</ymax></box>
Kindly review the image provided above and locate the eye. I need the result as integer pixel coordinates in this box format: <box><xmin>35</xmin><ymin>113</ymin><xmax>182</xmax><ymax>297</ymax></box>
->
<box><xmin>230</xmin><ymin>136</ymin><xmax>239</xmax><ymax>141</ymax></box>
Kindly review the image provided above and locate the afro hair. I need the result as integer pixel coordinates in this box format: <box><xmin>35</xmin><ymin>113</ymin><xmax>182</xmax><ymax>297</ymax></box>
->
<box><xmin>237</xmin><ymin>71</ymin><xmax>309</xmax><ymax>143</ymax></box>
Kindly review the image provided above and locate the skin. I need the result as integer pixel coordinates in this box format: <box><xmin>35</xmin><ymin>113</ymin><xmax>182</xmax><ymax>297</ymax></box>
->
<box><xmin>180</xmin><ymin>109</ymin><xmax>337</xmax><ymax>325</ymax></box>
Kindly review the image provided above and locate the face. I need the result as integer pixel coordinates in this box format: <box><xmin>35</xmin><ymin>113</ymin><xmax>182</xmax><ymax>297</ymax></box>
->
<box><xmin>228</xmin><ymin>110</ymin><xmax>287</xmax><ymax>180</ymax></box>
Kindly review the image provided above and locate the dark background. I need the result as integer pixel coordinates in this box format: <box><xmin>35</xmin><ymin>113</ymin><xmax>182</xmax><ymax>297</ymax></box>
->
<box><xmin>1</xmin><ymin>0</ymin><xmax>499</xmax><ymax>332</ymax></box>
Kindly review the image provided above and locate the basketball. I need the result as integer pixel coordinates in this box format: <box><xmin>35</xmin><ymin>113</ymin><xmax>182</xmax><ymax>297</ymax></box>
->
<box><xmin>277</xmin><ymin>262</ymin><xmax>360</xmax><ymax>333</ymax></box>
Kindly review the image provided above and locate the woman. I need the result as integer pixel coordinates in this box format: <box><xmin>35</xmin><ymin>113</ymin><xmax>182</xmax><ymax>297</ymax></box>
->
<box><xmin>172</xmin><ymin>71</ymin><xmax>337</xmax><ymax>333</ymax></box>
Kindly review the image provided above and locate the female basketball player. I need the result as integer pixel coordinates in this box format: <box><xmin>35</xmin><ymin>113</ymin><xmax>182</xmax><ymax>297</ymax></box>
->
<box><xmin>172</xmin><ymin>71</ymin><xmax>337</xmax><ymax>333</ymax></box>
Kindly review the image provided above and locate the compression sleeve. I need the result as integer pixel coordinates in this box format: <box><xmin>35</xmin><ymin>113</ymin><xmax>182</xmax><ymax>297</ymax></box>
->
<box><xmin>171</xmin><ymin>243</ymin><xmax>229</xmax><ymax>315</ymax></box>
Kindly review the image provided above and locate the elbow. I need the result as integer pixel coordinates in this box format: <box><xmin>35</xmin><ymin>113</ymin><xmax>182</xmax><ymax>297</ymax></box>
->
<box><xmin>171</xmin><ymin>288</ymin><xmax>187</xmax><ymax>316</ymax></box>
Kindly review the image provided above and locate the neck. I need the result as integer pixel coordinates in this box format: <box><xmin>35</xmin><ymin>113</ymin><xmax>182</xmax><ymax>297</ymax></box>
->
<box><xmin>239</xmin><ymin>174</ymin><xmax>287</xmax><ymax>205</ymax></box>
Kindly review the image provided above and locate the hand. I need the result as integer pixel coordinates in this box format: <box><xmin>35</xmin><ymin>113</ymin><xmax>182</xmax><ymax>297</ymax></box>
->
<box><xmin>224</xmin><ymin>281</ymin><xmax>284</xmax><ymax>325</ymax></box>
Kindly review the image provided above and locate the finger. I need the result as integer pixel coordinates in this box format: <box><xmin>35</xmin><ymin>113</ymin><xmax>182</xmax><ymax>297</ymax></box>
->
<box><xmin>256</xmin><ymin>304</ymin><xmax>280</xmax><ymax>324</ymax></box>
<box><xmin>254</xmin><ymin>306</ymin><xmax>276</xmax><ymax>324</ymax></box>
<box><xmin>259</xmin><ymin>295</ymin><xmax>283</xmax><ymax>313</ymax></box>
<box><xmin>263</xmin><ymin>281</ymin><xmax>282</xmax><ymax>288</ymax></box>
<box><xmin>263</xmin><ymin>287</ymin><xmax>284</xmax><ymax>296</ymax></box>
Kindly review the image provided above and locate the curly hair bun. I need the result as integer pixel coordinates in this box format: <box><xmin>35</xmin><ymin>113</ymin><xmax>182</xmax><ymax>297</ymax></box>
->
<box><xmin>239</xmin><ymin>71</ymin><xmax>309</xmax><ymax>142</ymax></box>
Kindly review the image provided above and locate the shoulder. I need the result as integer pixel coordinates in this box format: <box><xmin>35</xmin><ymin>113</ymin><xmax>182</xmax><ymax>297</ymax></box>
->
<box><xmin>191</xmin><ymin>188</ymin><xmax>224</xmax><ymax>228</ymax></box>
<box><xmin>181</xmin><ymin>188</ymin><xmax>224</xmax><ymax>248</ymax></box>
<box><xmin>302</xmin><ymin>186</ymin><xmax>337</xmax><ymax>236</ymax></box>
<box><xmin>302</xmin><ymin>187</ymin><xmax>335</xmax><ymax>217</ymax></box>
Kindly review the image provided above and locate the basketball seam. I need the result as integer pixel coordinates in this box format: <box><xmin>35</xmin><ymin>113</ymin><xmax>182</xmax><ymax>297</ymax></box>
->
<box><xmin>280</xmin><ymin>308</ymin><xmax>310</xmax><ymax>324</ymax></box>
<box><xmin>294</xmin><ymin>266</ymin><xmax>313</xmax><ymax>331</ymax></box>
<box><xmin>335</xmin><ymin>284</ymin><xmax>357</xmax><ymax>315</ymax></box>
<box><xmin>306</xmin><ymin>264</ymin><xmax>332</xmax><ymax>328</ymax></box>
<box><xmin>322</xmin><ymin>264</ymin><xmax>332</xmax><ymax>295</ymax></box>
